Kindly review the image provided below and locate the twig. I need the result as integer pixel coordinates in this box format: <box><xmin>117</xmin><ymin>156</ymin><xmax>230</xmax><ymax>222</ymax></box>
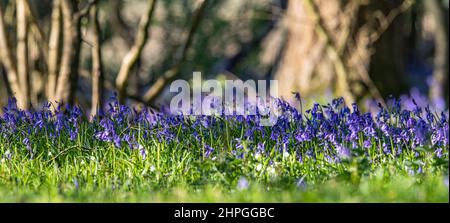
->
<box><xmin>369</xmin><ymin>0</ymin><xmax>413</xmax><ymax>44</ymax></box>
<box><xmin>74</xmin><ymin>0</ymin><xmax>98</xmax><ymax>20</ymax></box>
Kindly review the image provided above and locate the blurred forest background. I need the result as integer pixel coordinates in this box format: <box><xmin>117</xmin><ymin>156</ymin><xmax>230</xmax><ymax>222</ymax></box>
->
<box><xmin>0</xmin><ymin>0</ymin><xmax>448</xmax><ymax>115</ymax></box>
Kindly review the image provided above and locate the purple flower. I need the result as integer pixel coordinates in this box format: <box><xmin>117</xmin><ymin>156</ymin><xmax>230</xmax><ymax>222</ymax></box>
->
<box><xmin>414</xmin><ymin>120</ymin><xmax>430</xmax><ymax>146</ymax></box>
<box><xmin>435</xmin><ymin>148</ymin><xmax>443</xmax><ymax>158</ymax></box>
<box><xmin>363</xmin><ymin>140</ymin><xmax>372</xmax><ymax>149</ymax></box>
<box><xmin>296</xmin><ymin>151</ymin><xmax>303</xmax><ymax>163</ymax></box>
<box><xmin>294</xmin><ymin>92</ymin><xmax>301</xmax><ymax>102</ymax></box>
<box><xmin>382</xmin><ymin>143</ymin><xmax>391</xmax><ymax>154</ymax></box>
<box><xmin>396</xmin><ymin>145</ymin><xmax>403</xmax><ymax>156</ymax></box>
<box><xmin>380</xmin><ymin>124</ymin><xmax>390</xmax><ymax>136</ymax></box>
<box><xmin>114</xmin><ymin>135</ymin><xmax>122</xmax><ymax>148</ymax></box>
<box><xmin>237</xmin><ymin>177</ymin><xmax>249</xmax><ymax>190</ymax></box>
<box><xmin>335</xmin><ymin>144</ymin><xmax>350</xmax><ymax>159</ymax></box>
<box><xmin>204</xmin><ymin>145</ymin><xmax>214</xmax><ymax>159</ymax></box>
<box><xmin>0</xmin><ymin>94</ymin><xmax>447</xmax><ymax>174</ymax></box>
<box><xmin>256</xmin><ymin>143</ymin><xmax>265</xmax><ymax>153</ymax></box>
<box><xmin>136</xmin><ymin>144</ymin><xmax>146</xmax><ymax>160</ymax></box>
<box><xmin>296</xmin><ymin>176</ymin><xmax>307</xmax><ymax>189</ymax></box>
<box><xmin>3</xmin><ymin>150</ymin><xmax>12</xmax><ymax>160</ymax></box>
<box><xmin>69</xmin><ymin>128</ymin><xmax>78</xmax><ymax>141</ymax></box>
<box><xmin>22</xmin><ymin>138</ymin><xmax>33</xmax><ymax>158</ymax></box>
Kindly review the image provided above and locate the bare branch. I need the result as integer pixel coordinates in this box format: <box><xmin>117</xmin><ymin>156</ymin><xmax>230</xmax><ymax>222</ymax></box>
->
<box><xmin>75</xmin><ymin>0</ymin><xmax>98</xmax><ymax>20</ymax></box>
<box><xmin>369</xmin><ymin>0</ymin><xmax>413</xmax><ymax>44</ymax></box>
<box><xmin>142</xmin><ymin>0</ymin><xmax>209</xmax><ymax>104</ymax></box>
<box><xmin>115</xmin><ymin>0</ymin><xmax>157</xmax><ymax>103</ymax></box>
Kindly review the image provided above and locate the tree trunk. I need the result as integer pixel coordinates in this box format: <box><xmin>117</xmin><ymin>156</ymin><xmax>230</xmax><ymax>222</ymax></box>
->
<box><xmin>424</xmin><ymin>0</ymin><xmax>449</xmax><ymax>107</ymax></box>
<box><xmin>54</xmin><ymin>0</ymin><xmax>81</xmax><ymax>105</ymax></box>
<box><xmin>47</xmin><ymin>0</ymin><xmax>61</xmax><ymax>101</ymax></box>
<box><xmin>16</xmin><ymin>0</ymin><xmax>31</xmax><ymax>109</ymax></box>
<box><xmin>275</xmin><ymin>0</ymin><xmax>410</xmax><ymax>103</ymax></box>
<box><xmin>275</xmin><ymin>0</ymin><xmax>356</xmax><ymax>102</ymax></box>
<box><xmin>364</xmin><ymin>0</ymin><xmax>410</xmax><ymax>99</ymax></box>
<box><xmin>90</xmin><ymin>4</ymin><xmax>104</xmax><ymax>117</ymax></box>
<box><xmin>0</xmin><ymin>4</ymin><xmax>24</xmax><ymax>107</ymax></box>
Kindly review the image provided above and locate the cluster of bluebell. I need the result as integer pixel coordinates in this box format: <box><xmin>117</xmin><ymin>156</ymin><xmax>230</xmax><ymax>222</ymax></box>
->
<box><xmin>0</xmin><ymin>94</ymin><xmax>448</xmax><ymax>165</ymax></box>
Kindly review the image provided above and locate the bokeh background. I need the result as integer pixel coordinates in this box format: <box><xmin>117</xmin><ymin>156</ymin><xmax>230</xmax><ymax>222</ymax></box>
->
<box><xmin>0</xmin><ymin>0</ymin><xmax>448</xmax><ymax>114</ymax></box>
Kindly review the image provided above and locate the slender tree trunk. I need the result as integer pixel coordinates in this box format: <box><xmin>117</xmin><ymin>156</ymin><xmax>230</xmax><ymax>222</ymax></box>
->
<box><xmin>0</xmin><ymin>4</ymin><xmax>23</xmax><ymax>107</ymax></box>
<box><xmin>90</xmin><ymin>4</ymin><xmax>104</xmax><ymax>117</ymax></box>
<box><xmin>28</xmin><ymin>28</ymin><xmax>42</xmax><ymax>107</ymax></box>
<box><xmin>424</xmin><ymin>0</ymin><xmax>449</xmax><ymax>107</ymax></box>
<box><xmin>16</xmin><ymin>0</ymin><xmax>31</xmax><ymax>109</ymax></box>
<box><xmin>1</xmin><ymin>67</ymin><xmax>11</xmax><ymax>97</ymax></box>
<box><xmin>55</xmin><ymin>0</ymin><xmax>82</xmax><ymax>105</ymax></box>
<box><xmin>47</xmin><ymin>0</ymin><xmax>61</xmax><ymax>101</ymax></box>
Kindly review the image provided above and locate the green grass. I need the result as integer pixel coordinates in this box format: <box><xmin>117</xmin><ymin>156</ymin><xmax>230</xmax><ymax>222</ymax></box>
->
<box><xmin>0</xmin><ymin>134</ymin><xmax>448</xmax><ymax>202</ymax></box>
<box><xmin>0</xmin><ymin>174</ymin><xmax>447</xmax><ymax>202</ymax></box>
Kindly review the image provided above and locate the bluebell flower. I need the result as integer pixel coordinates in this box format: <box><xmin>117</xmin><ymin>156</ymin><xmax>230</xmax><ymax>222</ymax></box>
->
<box><xmin>335</xmin><ymin>144</ymin><xmax>350</xmax><ymax>159</ymax></box>
<box><xmin>363</xmin><ymin>139</ymin><xmax>372</xmax><ymax>149</ymax></box>
<box><xmin>296</xmin><ymin>151</ymin><xmax>303</xmax><ymax>163</ymax></box>
<box><xmin>294</xmin><ymin>92</ymin><xmax>301</xmax><ymax>102</ymax></box>
<box><xmin>204</xmin><ymin>145</ymin><xmax>214</xmax><ymax>159</ymax></box>
<box><xmin>237</xmin><ymin>177</ymin><xmax>249</xmax><ymax>190</ymax></box>
<box><xmin>435</xmin><ymin>148</ymin><xmax>443</xmax><ymax>158</ymax></box>
<box><xmin>22</xmin><ymin>137</ymin><xmax>33</xmax><ymax>159</ymax></box>
<box><xmin>138</xmin><ymin>144</ymin><xmax>147</xmax><ymax>160</ymax></box>
<box><xmin>296</xmin><ymin>176</ymin><xmax>307</xmax><ymax>189</ymax></box>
